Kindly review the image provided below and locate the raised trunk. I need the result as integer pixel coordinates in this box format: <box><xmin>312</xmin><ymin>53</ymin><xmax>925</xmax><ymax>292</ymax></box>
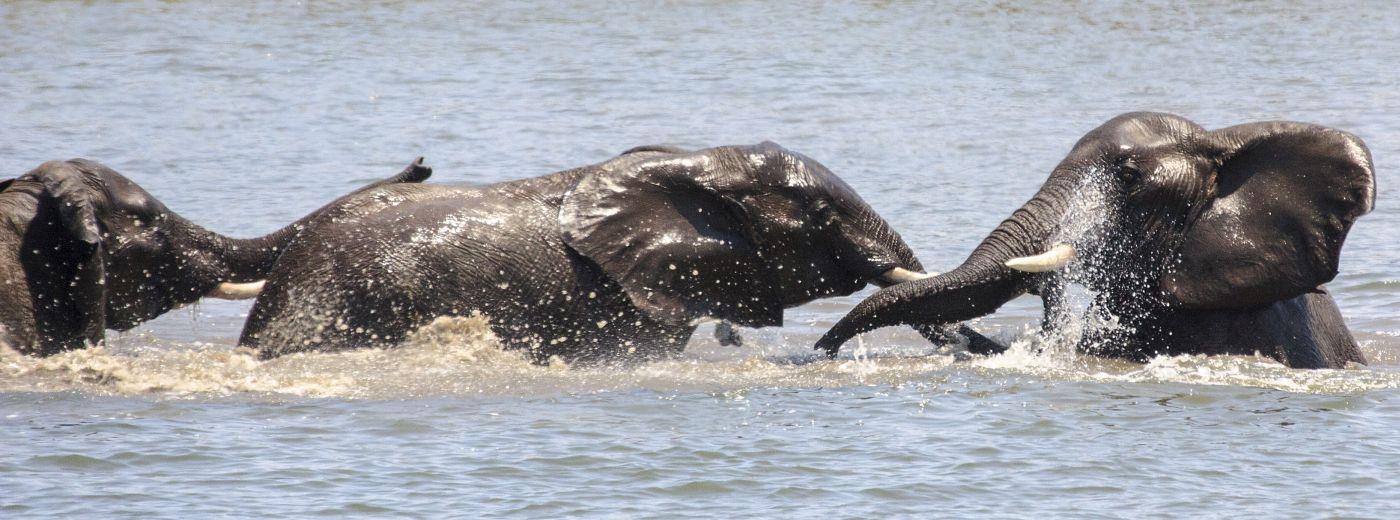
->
<box><xmin>815</xmin><ymin>170</ymin><xmax>1081</xmax><ymax>357</ymax></box>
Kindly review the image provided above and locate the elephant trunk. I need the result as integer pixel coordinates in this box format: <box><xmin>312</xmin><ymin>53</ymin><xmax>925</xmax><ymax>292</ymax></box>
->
<box><xmin>171</xmin><ymin>215</ymin><xmax>304</xmax><ymax>300</ymax></box>
<box><xmin>845</xmin><ymin>204</ymin><xmax>930</xmax><ymax>285</ymax></box>
<box><xmin>199</xmin><ymin>223</ymin><xmax>302</xmax><ymax>283</ymax></box>
<box><xmin>815</xmin><ymin>170</ymin><xmax>1081</xmax><ymax>357</ymax></box>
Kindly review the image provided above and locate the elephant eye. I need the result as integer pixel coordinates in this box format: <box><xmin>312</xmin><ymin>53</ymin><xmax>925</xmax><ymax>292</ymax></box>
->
<box><xmin>1116</xmin><ymin>157</ymin><xmax>1141</xmax><ymax>186</ymax></box>
<box><xmin>810</xmin><ymin>199</ymin><xmax>837</xmax><ymax>226</ymax></box>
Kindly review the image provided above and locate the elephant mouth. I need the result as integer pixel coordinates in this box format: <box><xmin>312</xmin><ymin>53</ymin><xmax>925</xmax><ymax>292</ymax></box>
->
<box><xmin>828</xmin><ymin>248</ymin><xmax>930</xmax><ymax>289</ymax></box>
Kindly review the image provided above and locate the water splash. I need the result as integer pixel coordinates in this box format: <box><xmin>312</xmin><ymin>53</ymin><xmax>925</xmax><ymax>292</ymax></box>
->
<box><xmin>4</xmin><ymin>316</ymin><xmax>1397</xmax><ymax>398</ymax></box>
<box><xmin>990</xmin><ymin>165</ymin><xmax>1135</xmax><ymax>362</ymax></box>
<box><xmin>0</xmin><ymin>315</ymin><xmax>525</xmax><ymax>398</ymax></box>
<box><xmin>963</xmin><ymin>327</ymin><xmax>1400</xmax><ymax>393</ymax></box>
<box><xmin>1049</xmin><ymin>166</ymin><xmax>1117</xmax><ymax>254</ymax></box>
<box><xmin>0</xmin><ymin>317</ymin><xmax>964</xmax><ymax>399</ymax></box>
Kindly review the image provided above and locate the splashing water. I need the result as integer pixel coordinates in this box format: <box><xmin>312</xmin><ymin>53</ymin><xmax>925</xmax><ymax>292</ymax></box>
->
<box><xmin>4</xmin><ymin>311</ymin><xmax>1399</xmax><ymax>399</ymax></box>
<box><xmin>0</xmin><ymin>316</ymin><xmax>969</xmax><ymax>399</ymax></box>
<box><xmin>1049</xmin><ymin>166</ymin><xmax>1118</xmax><ymax>254</ymax></box>
<box><xmin>969</xmin><ymin>328</ymin><xmax>1400</xmax><ymax>394</ymax></box>
<box><xmin>978</xmin><ymin>165</ymin><xmax>1134</xmax><ymax>364</ymax></box>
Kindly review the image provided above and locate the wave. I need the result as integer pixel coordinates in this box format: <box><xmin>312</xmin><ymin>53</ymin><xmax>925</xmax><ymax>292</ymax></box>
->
<box><xmin>973</xmin><ymin>330</ymin><xmax>1400</xmax><ymax>394</ymax></box>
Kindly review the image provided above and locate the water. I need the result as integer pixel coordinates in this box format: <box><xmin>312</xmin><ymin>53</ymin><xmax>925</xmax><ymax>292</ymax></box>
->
<box><xmin>4</xmin><ymin>1</ymin><xmax>1400</xmax><ymax>517</ymax></box>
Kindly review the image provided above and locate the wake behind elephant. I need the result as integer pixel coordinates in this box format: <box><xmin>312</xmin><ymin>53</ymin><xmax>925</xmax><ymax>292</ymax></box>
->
<box><xmin>0</xmin><ymin>157</ymin><xmax>432</xmax><ymax>356</ymax></box>
<box><xmin>241</xmin><ymin>143</ymin><xmax>929</xmax><ymax>362</ymax></box>
<box><xmin>816</xmin><ymin>112</ymin><xmax>1375</xmax><ymax>369</ymax></box>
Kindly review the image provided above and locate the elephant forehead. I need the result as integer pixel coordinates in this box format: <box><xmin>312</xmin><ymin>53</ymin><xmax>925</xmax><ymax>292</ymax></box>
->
<box><xmin>635</xmin><ymin>154</ymin><xmax>708</xmax><ymax>174</ymax></box>
<box><xmin>740</xmin><ymin>147</ymin><xmax>782</xmax><ymax>173</ymax></box>
<box><xmin>1097</xmin><ymin>112</ymin><xmax>1202</xmax><ymax>144</ymax></box>
<box><xmin>761</xmin><ymin>158</ymin><xmax>862</xmax><ymax>205</ymax></box>
<box><xmin>1069</xmin><ymin>114</ymin><xmax>1201</xmax><ymax>165</ymax></box>
<box><xmin>645</xmin><ymin>154</ymin><xmax>715</xmax><ymax>179</ymax></box>
<box><xmin>1114</xmin><ymin>138</ymin><xmax>1175</xmax><ymax>155</ymax></box>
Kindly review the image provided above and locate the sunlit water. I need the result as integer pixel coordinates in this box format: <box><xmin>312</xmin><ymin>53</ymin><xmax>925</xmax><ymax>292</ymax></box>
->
<box><xmin>4</xmin><ymin>1</ymin><xmax>1400</xmax><ymax>517</ymax></box>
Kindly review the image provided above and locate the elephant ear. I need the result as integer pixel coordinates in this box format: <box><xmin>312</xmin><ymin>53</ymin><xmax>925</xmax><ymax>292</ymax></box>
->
<box><xmin>30</xmin><ymin>161</ymin><xmax>102</xmax><ymax>247</ymax></box>
<box><xmin>560</xmin><ymin>153</ymin><xmax>782</xmax><ymax>327</ymax></box>
<box><xmin>1163</xmin><ymin>122</ymin><xmax>1375</xmax><ymax>309</ymax></box>
<box><xmin>27</xmin><ymin>160</ymin><xmax>107</xmax><ymax>345</ymax></box>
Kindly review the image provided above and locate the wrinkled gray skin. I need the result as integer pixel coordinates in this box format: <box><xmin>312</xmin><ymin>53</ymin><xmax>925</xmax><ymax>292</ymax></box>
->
<box><xmin>818</xmin><ymin>113</ymin><xmax>1376</xmax><ymax>369</ymax></box>
<box><xmin>242</xmin><ymin>143</ymin><xmax>925</xmax><ymax>363</ymax></box>
<box><xmin>0</xmin><ymin>158</ymin><xmax>431</xmax><ymax>356</ymax></box>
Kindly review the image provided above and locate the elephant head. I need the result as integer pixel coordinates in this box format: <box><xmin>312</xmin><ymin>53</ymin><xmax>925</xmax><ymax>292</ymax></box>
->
<box><xmin>560</xmin><ymin>142</ymin><xmax>926</xmax><ymax>328</ymax></box>
<box><xmin>0</xmin><ymin>157</ymin><xmax>431</xmax><ymax>355</ymax></box>
<box><xmin>815</xmin><ymin>112</ymin><xmax>1375</xmax><ymax>357</ymax></box>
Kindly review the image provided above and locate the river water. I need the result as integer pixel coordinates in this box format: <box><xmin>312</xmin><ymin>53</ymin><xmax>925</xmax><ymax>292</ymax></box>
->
<box><xmin>3</xmin><ymin>1</ymin><xmax>1400</xmax><ymax>517</ymax></box>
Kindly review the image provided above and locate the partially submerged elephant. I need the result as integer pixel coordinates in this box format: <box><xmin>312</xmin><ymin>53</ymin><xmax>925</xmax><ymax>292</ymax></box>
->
<box><xmin>817</xmin><ymin>112</ymin><xmax>1375</xmax><ymax>369</ymax></box>
<box><xmin>0</xmin><ymin>157</ymin><xmax>432</xmax><ymax>355</ymax></box>
<box><xmin>242</xmin><ymin>143</ymin><xmax>928</xmax><ymax>362</ymax></box>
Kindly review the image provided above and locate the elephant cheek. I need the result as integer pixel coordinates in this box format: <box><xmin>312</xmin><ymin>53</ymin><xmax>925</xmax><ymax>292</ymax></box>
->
<box><xmin>806</xmin><ymin>271</ymin><xmax>869</xmax><ymax>301</ymax></box>
<box><xmin>777</xmin><ymin>258</ymin><xmax>870</xmax><ymax>304</ymax></box>
<box><xmin>104</xmin><ymin>299</ymin><xmax>153</xmax><ymax>331</ymax></box>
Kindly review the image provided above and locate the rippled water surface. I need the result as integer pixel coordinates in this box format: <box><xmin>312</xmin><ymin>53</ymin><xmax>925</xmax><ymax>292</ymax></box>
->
<box><xmin>4</xmin><ymin>1</ymin><xmax>1400</xmax><ymax>517</ymax></box>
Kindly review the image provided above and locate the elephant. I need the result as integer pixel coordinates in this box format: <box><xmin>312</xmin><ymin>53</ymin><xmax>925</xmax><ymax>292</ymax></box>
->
<box><xmin>815</xmin><ymin>112</ymin><xmax>1375</xmax><ymax>369</ymax></box>
<box><xmin>0</xmin><ymin>157</ymin><xmax>432</xmax><ymax>356</ymax></box>
<box><xmin>240</xmin><ymin>142</ymin><xmax>929</xmax><ymax>363</ymax></box>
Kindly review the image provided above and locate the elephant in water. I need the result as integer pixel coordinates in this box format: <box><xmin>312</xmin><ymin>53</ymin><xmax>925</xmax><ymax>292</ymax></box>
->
<box><xmin>816</xmin><ymin>112</ymin><xmax>1375</xmax><ymax>369</ymax></box>
<box><xmin>0</xmin><ymin>158</ymin><xmax>432</xmax><ymax>356</ymax></box>
<box><xmin>241</xmin><ymin>143</ymin><xmax>928</xmax><ymax>362</ymax></box>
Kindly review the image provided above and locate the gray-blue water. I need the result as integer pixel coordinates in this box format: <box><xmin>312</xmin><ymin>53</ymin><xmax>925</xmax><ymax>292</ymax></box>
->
<box><xmin>4</xmin><ymin>1</ymin><xmax>1400</xmax><ymax>517</ymax></box>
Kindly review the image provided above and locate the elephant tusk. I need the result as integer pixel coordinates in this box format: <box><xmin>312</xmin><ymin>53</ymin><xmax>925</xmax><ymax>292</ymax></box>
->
<box><xmin>1005</xmin><ymin>243</ymin><xmax>1077</xmax><ymax>273</ymax></box>
<box><xmin>206</xmin><ymin>280</ymin><xmax>266</xmax><ymax>300</ymax></box>
<box><xmin>880</xmin><ymin>267</ymin><xmax>935</xmax><ymax>284</ymax></box>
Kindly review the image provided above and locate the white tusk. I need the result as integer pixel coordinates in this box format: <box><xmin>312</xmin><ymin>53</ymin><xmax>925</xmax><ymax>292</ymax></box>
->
<box><xmin>1005</xmin><ymin>243</ymin><xmax>1077</xmax><ymax>273</ymax></box>
<box><xmin>206</xmin><ymin>280</ymin><xmax>265</xmax><ymax>300</ymax></box>
<box><xmin>880</xmin><ymin>267</ymin><xmax>935</xmax><ymax>284</ymax></box>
